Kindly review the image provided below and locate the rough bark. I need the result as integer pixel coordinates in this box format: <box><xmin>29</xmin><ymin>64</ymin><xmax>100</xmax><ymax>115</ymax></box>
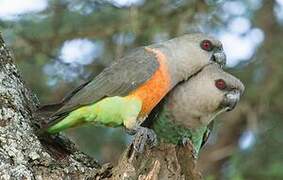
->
<box><xmin>112</xmin><ymin>143</ymin><xmax>201</xmax><ymax>180</ymax></box>
<box><xmin>0</xmin><ymin>33</ymin><xmax>201</xmax><ymax>179</ymax></box>
<box><xmin>0</xmin><ymin>33</ymin><xmax>102</xmax><ymax>179</ymax></box>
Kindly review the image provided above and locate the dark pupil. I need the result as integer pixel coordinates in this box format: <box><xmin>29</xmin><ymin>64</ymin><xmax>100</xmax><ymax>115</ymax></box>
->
<box><xmin>216</xmin><ymin>79</ymin><xmax>226</xmax><ymax>90</ymax></box>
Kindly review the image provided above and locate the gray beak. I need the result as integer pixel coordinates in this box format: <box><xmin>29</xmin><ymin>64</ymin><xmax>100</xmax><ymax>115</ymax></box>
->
<box><xmin>221</xmin><ymin>90</ymin><xmax>241</xmax><ymax>111</ymax></box>
<box><xmin>211</xmin><ymin>51</ymin><xmax>226</xmax><ymax>67</ymax></box>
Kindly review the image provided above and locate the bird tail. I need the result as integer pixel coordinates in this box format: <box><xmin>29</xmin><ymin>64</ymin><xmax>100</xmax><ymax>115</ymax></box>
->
<box><xmin>35</xmin><ymin>102</ymin><xmax>69</xmax><ymax>134</ymax></box>
<box><xmin>35</xmin><ymin>79</ymin><xmax>95</xmax><ymax>134</ymax></box>
<box><xmin>36</xmin><ymin>102</ymin><xmax>92</xmax><ymax>134</ymax></box>
<box><xmin>45</xmin><ymin>113</ymin><xmax>86</xmax><ymax>134</ymax></box>
<box><xmin>37</xmin><ymin>102</ymin><xmax>64</xmax><ymax>114</ymax></box>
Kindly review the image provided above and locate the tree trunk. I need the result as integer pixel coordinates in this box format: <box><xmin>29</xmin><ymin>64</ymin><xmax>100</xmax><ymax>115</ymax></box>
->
<box><xmin>0</xmin><ymin>33</ymin><xmax>200</xmax><ymax>179</ymax></box>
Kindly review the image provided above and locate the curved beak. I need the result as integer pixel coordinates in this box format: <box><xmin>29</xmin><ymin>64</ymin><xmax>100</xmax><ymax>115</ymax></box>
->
<box><xmin>220</xmin><ymin>90</ymin><xmax>241</xmax><ymax>111</ymax></box>
<box><xmin>210</xmin><ymin>51</ymin><xmax>226</xmax><ymax>67</ymax></box>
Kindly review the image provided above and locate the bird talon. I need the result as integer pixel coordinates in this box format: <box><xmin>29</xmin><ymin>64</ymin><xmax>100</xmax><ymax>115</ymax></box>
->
<box><xmin>132</xmin><ymin>127</ymin><xmax>158</xmax><ymax>153</ymax></box>
<box><xmin>181</xmin><ymin>138</ymin><xmax>197</xmax><ymax>159</ymax></box>
<box><xmin>125</xmin><ymin>127</ymin><xmax>137</xmax><ymax>135</ymax></box>
<box><xmin>181</xmin><ymin>137</ymin><xmax>190</xmax><ymax>146</ymax></box>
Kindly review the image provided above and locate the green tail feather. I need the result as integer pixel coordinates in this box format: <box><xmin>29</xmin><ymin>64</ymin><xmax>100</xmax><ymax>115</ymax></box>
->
<box><xmin>47</xmin><ymin>114</ymin><xmax>89</xmax><ymax>134</ymax></box>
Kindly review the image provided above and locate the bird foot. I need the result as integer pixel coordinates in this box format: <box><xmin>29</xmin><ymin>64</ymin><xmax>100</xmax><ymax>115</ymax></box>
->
<box><xmin>181</xmin><ymin>138</ymin><xmax>198</xmax><ymax>159</ymax></box>
<box><xmin>132</xmin><ymin>126</ymin><xmax>158</xmax><ymax>153</ymax></box>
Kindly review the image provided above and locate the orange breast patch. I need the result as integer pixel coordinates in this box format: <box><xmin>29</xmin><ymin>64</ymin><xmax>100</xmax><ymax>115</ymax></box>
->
<box><xmin>126</xmin><ymin>47</ymin><xmax>171</xmax><ymax>117</ymax></box>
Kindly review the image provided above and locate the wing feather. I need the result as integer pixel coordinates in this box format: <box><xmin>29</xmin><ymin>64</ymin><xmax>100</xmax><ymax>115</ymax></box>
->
<box><xmin>52</xmin><ymin>47</ymin><xmax>159</xmax><ymax>116</ymax></box>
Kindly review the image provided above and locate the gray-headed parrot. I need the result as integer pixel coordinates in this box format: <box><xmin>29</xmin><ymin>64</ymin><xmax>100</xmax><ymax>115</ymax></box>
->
<box><xmin>37</xmin><ymin>33</ymin><xmax>226</xmax><ymax>152</ymax></box>
<box><xmin>149</xmin><ymin>63</ymin><xmax>244</xmax><ymax>155</ymax></box>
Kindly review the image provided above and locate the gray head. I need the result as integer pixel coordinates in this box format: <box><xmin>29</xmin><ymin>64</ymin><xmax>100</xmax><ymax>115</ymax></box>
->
<box><xmin>177</xmin><ymin>33</ymin><xmax>226</xmax><ymax>66</ymax></box>
<box><xmin>166</xmin><ymin>63</ymin><xmax>244</xmax><ymax>129</ymax></box>
<box><xmin>151</xmin><ymin>33</ymin><xmax>227</xmax><ymax>85</ymax></box>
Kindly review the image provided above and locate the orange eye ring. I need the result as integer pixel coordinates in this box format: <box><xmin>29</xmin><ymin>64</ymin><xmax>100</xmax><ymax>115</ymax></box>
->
<box><xmin>215</xmin><ymin>79</ymin><xmax>226</xmax><ymax>90</ymax></box>
<box><xmin>201</xmin><ymin>40</ymin><xmax>213</xmax><ymax>51</ymax></box>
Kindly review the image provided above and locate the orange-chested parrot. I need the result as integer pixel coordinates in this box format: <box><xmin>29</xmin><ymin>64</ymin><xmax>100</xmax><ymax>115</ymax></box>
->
<box><xmin>147</xmin><ymin>63</ymin><xmax>244</xmax><ymax>155</ymax></box>
<box><xmin>37</xmin><ymin>33</ymin><xmax>226</xmax><ymax>152</ymax></box>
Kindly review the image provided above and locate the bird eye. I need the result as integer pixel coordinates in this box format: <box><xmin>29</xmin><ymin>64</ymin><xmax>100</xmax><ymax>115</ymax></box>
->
<box><xmin>215</xmin><ymin>79</ymin><xmax>226</xmax><ymax>90</ymax></box>
<box><xmin>200</xmin><ymin>40</ymin><xmax>213</xmax><ymax>51</ymax></box>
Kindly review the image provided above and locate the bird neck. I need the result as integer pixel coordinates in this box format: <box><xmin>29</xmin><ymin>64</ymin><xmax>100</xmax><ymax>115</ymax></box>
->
<box><xmin>150</xmin><ymin>43</ymin><xmax>203</xmax><ymax>86</ymax></box>
<box><xmin>152</xmin><ymin>107</ymin><xmax>207</xmax><ymax>153</ymax></box>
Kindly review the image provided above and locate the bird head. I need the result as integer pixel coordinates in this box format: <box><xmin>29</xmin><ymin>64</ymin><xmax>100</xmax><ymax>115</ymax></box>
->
<box><xmin>181</xmin><ymin>33</ymin><xmax>226</xmax><ymax>67</ymax></box>
<box><xmin>166</xmin><ymin>63</ymin><xmax>244</xmax><ymax>128</ymax></box>
<box><xmin>152</xmin><ymin>33</ymin><xmax>227</xmax><ymax>84</ymax></box>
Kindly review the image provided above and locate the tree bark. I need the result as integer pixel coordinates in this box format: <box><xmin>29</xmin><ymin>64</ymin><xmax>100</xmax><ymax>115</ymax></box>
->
<box><xmin>0</xmin><ymin>33</ymin><xmax>103</xmax><ymax>179</ymax></box>
<box><xmin>112</xmin><ymin>143</ymin><xmax>201</xmax><ymax>180</ymax></box>
<box><xmin>0</xmin><ymin>33</ymin><xmax>201</xmax><ymax>179</ymax></box>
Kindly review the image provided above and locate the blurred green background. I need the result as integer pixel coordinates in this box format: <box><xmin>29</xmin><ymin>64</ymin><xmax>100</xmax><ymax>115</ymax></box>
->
<box><xmin>0</xmin><ymin>0</ymin><xmax>283</xmax><ymax>179</ymax></box>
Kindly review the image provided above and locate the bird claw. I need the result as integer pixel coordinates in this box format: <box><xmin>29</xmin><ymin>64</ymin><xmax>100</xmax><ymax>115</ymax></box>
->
<box><xmin>132</xmin><ymin>126</ymin><xmax>158</xmax><ymax>153</ymax></box>
<box><xmin>125</xmin><ymin>128</ymin><xmax>136</xmax><ymax>135</ymax></box>
<box><xmin>181</xmin><ymin>138</ymin><xmax>198</xmax><ymax>159</ymax></box>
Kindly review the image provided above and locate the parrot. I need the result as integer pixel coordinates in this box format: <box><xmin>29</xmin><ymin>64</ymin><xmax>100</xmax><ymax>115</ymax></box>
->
<box><xmin>147</xmin><ymin>63</ymin><xmax>244</xmax><ymax>155</ymax></box>
<box><xmin>37</xmin><ymin>33</ymin><xmax>226</xmax><ymax>152</ymax></box>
